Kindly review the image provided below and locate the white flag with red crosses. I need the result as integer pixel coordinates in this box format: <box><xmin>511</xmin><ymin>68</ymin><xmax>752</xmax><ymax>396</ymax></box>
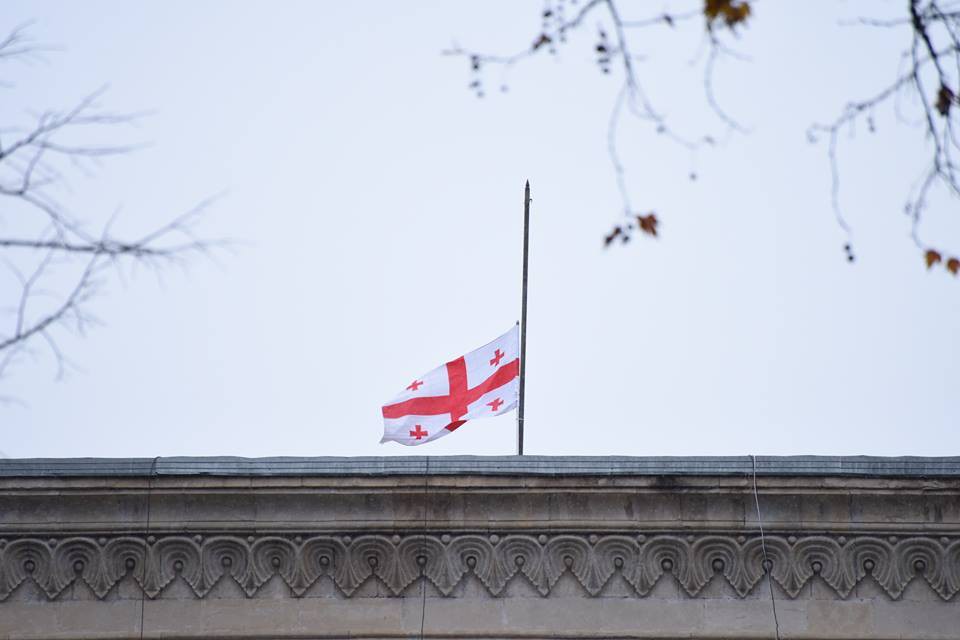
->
<box><xmin>380</xmin><ymin>325</ymin><xmax>520</xmax><ymax>446</ymax></box>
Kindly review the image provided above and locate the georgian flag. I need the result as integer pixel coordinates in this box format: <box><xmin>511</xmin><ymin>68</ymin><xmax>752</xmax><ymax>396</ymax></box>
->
<box><xmin>381</xmin><ymin>325</ymin><xmax>519</xmax><ymax>446</ymax></box>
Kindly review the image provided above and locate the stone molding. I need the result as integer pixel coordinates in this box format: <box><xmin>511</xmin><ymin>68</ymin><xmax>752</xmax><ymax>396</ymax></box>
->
<box><xmin>2</xmin><ymin>531</ymin><xmax>958</xmax><ymax>603</ymax></box>
<box><xmin>4</xmin><ymin>455</ymin><xmax>960</xmax><ymax>478</ymax></box>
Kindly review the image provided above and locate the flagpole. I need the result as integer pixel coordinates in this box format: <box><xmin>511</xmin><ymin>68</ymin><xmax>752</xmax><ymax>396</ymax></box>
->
<box><xmin>518</xmin><ymin>180</ymin><xmax>530</xmax><ymax>456</ymax></box>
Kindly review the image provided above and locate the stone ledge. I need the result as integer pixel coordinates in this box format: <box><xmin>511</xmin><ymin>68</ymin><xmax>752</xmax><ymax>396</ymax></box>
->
<box><xmin>3</xmin><ymin>456</ymin><xmax>960</xmax><ymax>478</ymax></box>
<box><xmin>2</xmin><ymin>596</ymin><xmax>960</xmax><ymax>640</ymax></box>
<box><xmin>3</xmin><ymin>457</ymin><xmax>959</xmax><ymax>640</ymax></box>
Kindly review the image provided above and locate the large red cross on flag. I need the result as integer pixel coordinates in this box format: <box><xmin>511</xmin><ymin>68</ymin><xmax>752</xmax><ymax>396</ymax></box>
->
<box><xmin>381</xmin><ymin>325</ymin><xmax>520</xmax><ymax>446</ymax></box>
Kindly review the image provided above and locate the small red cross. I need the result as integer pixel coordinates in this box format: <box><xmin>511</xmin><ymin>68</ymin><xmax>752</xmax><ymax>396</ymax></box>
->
<box><xmin>406</xmin><ymin>380</ymin><xmax>423</xmax><ymax>392</ymax></box>
<box><xmin>487</xmin><ymin>397</ymin><xmax>504</xmax><ymax>412</ymax></box>
<box><xmin>410</xmin><ymin>425</ymin><xmax>429</xmax><ymax>440</ymax></box>
<box><xmin>489</xmin><ymin>349</ymin><xmax>505</xmax><ymax>367</ymax></box>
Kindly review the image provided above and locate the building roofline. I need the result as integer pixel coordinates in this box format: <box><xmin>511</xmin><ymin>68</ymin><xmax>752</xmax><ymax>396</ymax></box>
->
<box><xmin>1</xmin><ymin>455</ymin><xmax>959</xmax><ymax>478</ymax></box>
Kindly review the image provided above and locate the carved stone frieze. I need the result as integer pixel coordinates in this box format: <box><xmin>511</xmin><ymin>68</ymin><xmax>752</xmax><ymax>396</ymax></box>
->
<box><xmin>1</xmin><ymin>532</ymin><xmax>958</xmax><ymax>602</ymax></box>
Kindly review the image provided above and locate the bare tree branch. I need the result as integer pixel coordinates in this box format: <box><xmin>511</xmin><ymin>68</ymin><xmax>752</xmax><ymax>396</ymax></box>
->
<box><xmin>450</xmin><ymin>1</ymin><xmax>960</xmax><ymax>274</ymax></box>
<box><xmin>810</xmin><ymin>0</ymin><xmax>960</xmax><ymax>271</ymax></box>
<box><xmin>0</xmin><ymin>24</ymin><xmax>226</xmax><ymax>383</ymax></box>
<box><xmin>445</xmin><ymin>0</ymin><xmax>750</xmax><ymax>246</ymax></box>
<box><xmin>0</xmin><ymin>21</ymin><xmax>44</xmax><ymax>63</ymax></box>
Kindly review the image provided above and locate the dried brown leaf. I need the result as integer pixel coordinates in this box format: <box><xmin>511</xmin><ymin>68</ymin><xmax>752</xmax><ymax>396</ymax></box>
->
<box><xmin>936</xmin><ymin>85</ymin><xmax>955</xmax><ymax>117</ymax></box>
<box><xmin>637</xmin><ymin>213</ymin><xmax>659</xmax><ymax>238</ymax></box>
<box><xmin>704</xmin><ymin>0</ymin><xmax>751</xmax><ymax>28</ymax></box>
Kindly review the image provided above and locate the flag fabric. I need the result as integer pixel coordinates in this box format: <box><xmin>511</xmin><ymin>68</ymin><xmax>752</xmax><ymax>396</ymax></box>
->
<box><xmin>381</xmin><ymin>325</ymin><xmax>520</xmax><ymax>446</ymax></box>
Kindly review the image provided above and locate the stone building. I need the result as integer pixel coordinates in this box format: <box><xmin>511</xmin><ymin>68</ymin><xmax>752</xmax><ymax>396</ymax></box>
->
<box><xmin>1</xmin><ymin>455</ymin><xmax>958</xmax><ymax>639</ymax></box>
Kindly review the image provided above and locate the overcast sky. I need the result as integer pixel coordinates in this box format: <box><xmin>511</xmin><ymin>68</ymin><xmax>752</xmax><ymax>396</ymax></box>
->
<box><xmin>1</xmin><ymin>1</ymin><xmax>958</xmax><ymax>459</ymax></box>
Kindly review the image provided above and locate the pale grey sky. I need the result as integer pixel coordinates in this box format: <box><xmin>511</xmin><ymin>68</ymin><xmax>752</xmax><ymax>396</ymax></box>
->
<box><xmin>1</xmin><ymin>1</ymin><xmax>957</xmax><ymax>458</ymax></box>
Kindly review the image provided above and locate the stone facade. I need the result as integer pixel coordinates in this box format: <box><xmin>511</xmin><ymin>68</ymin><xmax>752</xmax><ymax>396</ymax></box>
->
<box><xmin>0</xmin><ymin>456</ymin><xmax>958</xmax><ymax>639</ymax></box>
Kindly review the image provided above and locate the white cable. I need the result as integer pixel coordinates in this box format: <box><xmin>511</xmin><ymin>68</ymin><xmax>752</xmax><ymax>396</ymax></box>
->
<box><xmin>418</xmin><ymin>457</ymin><xmax>429</xmax><ymax>640</ymax></box>
<box><xmin>139</xmin><ymin>457</ymin><xmax>159</xmax><ymax>640</ymax></box>
<box><xmin>751</xmin><ymin>455</ymin><xmax>782</xmax><ymax>640</ymax></box>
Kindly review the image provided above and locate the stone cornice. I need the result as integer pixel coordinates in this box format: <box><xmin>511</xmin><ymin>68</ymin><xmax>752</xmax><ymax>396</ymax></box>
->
<box><xmin>2</xmin><ymin>456</ymin><xmax>959</xmax><ymax>609</ymax></box>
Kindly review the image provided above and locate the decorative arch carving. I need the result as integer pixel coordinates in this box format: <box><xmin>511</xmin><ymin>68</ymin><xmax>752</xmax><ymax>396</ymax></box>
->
<box><xmin>1</xmin><ymin>532</ymin><xmax>957</xmax><ymax>602</ymax></box>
